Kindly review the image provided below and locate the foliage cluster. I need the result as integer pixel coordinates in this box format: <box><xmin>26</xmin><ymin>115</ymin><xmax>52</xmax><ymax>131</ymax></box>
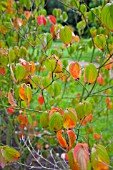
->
<box><xmin>0</xmin><ymin>0</ymin><xmax>113</xmax><ymax>169</ymax></box>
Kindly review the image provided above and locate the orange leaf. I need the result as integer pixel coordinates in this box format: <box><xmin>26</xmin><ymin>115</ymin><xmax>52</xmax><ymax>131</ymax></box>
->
<box><xmin>19</xmin><ymin>83</ymin><xmax>32</xmax><ymax>105</ymax></box>
<box><xmin>80</xmin><ymin>114</ymin><xmax>93</xmax><ymax>126</ymax></box>
<box><xmin>24</xmin><ymin>11</ymin><xmax>31</xmax><ymax>20</ymax></box>
<box><xmin>67</xmin><ymin>130</ymin><xmax>76</xmax><ymax>150</ymax></box>
<box><xmin>8</xmin><ymin>91</ymin><xmax>17</xmax><ymax>107</ymax></box>
<box><xmin>94</xmin><ymin>133</ymin><xmax>102</xmax><ymax>141</ymax></box>
<box><xmin>56</xmin><ymin>130</ymin><xmax>68</xmax><ymax>149</ymax></box>
<box><xmin>69</xmin><ymin>62</ymin><xmax>81</xmax><ymax>80</ymax></box>
<box><xmin>63</xmin><ymin>109</ymin><xmax>77</xmax><ymax>129</ymax></box>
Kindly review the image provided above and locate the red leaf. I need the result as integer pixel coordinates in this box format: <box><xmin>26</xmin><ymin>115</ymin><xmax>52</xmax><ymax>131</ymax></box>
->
<box><xmin>36</xmin><ymin>15</ymin><xmax>47</xmax><ymax>26</ymax></box>
<box><xmin>50</xmin><ymin>25</ymin><xmax>55</xmax><ymax>38</ymax></box>
<box><xmin>38</xmin><ymin>94</ymin><xmax>44</xmax><ymax>105</ymax></box>
<box><xmin>69</xmin><ymin>62</ymin><xmax>81</xmax><ymax>80</ymax></box>
<box><xmin>0</xmin><ymin>67</ymin><xmax>6</xmax><ymax>76</ymax></box>
<box><xmin>7</xmin><ymin>107</ymin><xmax>15</xmax><ymax>115</ymax></box>
<box><xmin>48</xmin><ymin>15</ymin><xmax>56</xmax><ymax>25</ymax></box>
<box><xmin>97</xmin><ymin>76</ymin><xmax>104</xmax><ymax>85</ymax></box>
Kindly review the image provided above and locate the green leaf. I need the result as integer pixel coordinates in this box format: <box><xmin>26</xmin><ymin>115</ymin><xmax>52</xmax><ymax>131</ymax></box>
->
<box><xmin>53</xmin><ymin>82</ymin><xmax>61</xmax><ymax>97</ymax></box>
<box><xmin>60</xmin><ymin>26</ymin><xmax>72</xmax><ymax>44</ymax></box>
<box><xmin>40</xmin><ymin>112</ymin><xmax>49</xmax><ymax>128</ymax></box>
<box><xmin>19</xmin><ymin>46</ymin><xmax>27</xmax><ymax>58</ymax></box>
<box><xmin>84</xmin><ymin>63</ymin><xmax>98</xmax><ymax>84</ymax></box>
<box><xmin>95</xmin><ymin>144</ymin><xmax>110</xmax><ymax>165</ymax></box>
<box><xmin>1</xmin><ymin>146</ymin><xmax>20</xmax><ymax>162</ymax></box>
<box><xmin>62</xmin><ymin>12</ymin><xmax>68</xmax><ymax>22</ymax></box>
<box><xmin>94</xmin><ymin>34</ymin><xmax>106</xmax><ymax>50</ymax></box>
<box><xmin>84</xmin><ymin>101</ymin><xmax>92</xmax><ymax>116</ymax></box>
<box><xmin>9</xmin><ymin>49</ymin><xmax>16</xmax><ymax>62</ymax></box>
<box><xmin>49</xmin><ymin>112</ymin><xmax>63</xmax><ymax>131</ymax></box>
<box><xmin>80</xmin><ymin>4</ymin><xmax>87</xmax><ymax>13</ymax></box>
<box><xmin>101</xmin><ymin>3</ymin><xmax>113</xmax><ymax>32</ymax></box>
<box><xmin>68</xmin><ymin>149</ymin><xmax>79</xmax><ymax>170</ymax></box>
<box><xmin>75</xmin><ymin>102</ymin><xmax>85</xmax><ymax>119</ymax></box>
<box><xmin>15</xmin><ymin>64</ymin><xmax>26</xmax><ymax>82</ymax></box>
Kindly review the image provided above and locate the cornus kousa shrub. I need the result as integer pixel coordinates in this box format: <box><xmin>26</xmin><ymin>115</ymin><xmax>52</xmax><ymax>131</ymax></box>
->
<box><xmin>0</xmin><ymin>0</ymin><xmax>113</xmax><ymax>169</ymax></box>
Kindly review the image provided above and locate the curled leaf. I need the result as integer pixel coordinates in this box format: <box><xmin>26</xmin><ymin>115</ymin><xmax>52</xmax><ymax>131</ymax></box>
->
<box><xmin>56</xmin><ymin>130</ymin><xmax>68</xmax><ymax>149</ymax></box>
<box><xmin>67</xmin><ymin>130</ymin><xmax>76</xmax><ymax>150</ymax></box>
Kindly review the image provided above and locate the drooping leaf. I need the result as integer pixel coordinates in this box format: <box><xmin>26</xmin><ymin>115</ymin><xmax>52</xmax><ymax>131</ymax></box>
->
<box><xmin>69</xmin><ymin>62</ymin><xmax>81</xmax><ymax>80</ymax></box>
<box><xmin>60</xmin><ymin>26</ymin><xmax>72</xmax><ymax>44</ymax></box>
